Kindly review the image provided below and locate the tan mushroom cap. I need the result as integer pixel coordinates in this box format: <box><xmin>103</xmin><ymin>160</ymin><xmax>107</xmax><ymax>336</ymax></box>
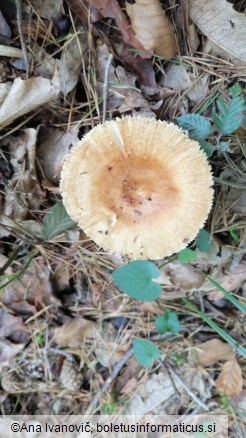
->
<box><xmin>60</xmin><ymin>116</ymin><xmax>213</xmax><ymax>260</ymax></box>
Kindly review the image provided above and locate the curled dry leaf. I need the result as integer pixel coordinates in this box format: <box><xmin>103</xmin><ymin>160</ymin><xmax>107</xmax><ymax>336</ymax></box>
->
<box><xmin>96</xmin><ymin>44</ymin><xmax>155</xmax><ymax>114</ymax></box>
<box><xmin>190</xmin><ymin>0</ymin><xmax>246</xmax><ymax>65</ymax></box>
<box><xmin>53</xmin><ymin>318</ymin><xmax>99</xmax><ymax>348</ymax></box>
<box><xmin>0</xmin><ymin>129</ymin><xmax>44</xmax><ymax>237</ymax></box>
<box><xmin>126</xmin><ymin>0</ymin><xmax>177</xmax><ymax>57</ymax></box>
<box><xmin>193</xmin><ymin>339</ymin><xmax>235</xmax><ymax>366</ymax></box>
<box><xmin>206</xmin><ymin>261</ymin><xmax>246</xmax><ymax>300</ymax></box>
<box><xmin>0</xmin><ymin>75</ymin><xmax>60</xmax><ymax>130</ymax></box>
<box><xmin>215</xmin><ymin>360</ymin><xmax>243</xmax><ymax>397</ymax></box>
<box><xmin>58</xmin><ymin>32</ymin><xmax>88</xmax><ymax>94</ymax></box>
<box><xmin>37</xmin><ymin>126</ymin><xmax>79</xmax><ymax>185</ymax></box>
<box><xmin>87</xmin><ymin>0</ymin><xmax>145</xmax><ymax>53</ymax></box>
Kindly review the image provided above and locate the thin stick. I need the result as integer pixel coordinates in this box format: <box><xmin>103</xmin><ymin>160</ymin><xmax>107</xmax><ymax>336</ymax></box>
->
<box><xmin>86</xmin><ymin>347</ymin><xmax>133</xmax><ymax>414</ymax></box>
<box><xmin>165</xmin><ymin>363</ymin><xmax>209</xmax><ymax>411</ymax></box>
<box><xmin>15</xmin><ymin>0</ymin><xmax>29</xmax><ymax>78</ymax></box>
<box><xmin>102</xmin><ymin>53</ymin><xmax>113</xmax><ymax>123</ymax></box>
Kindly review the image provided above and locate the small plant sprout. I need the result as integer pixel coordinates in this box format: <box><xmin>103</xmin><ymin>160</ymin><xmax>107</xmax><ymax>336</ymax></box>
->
<box><xmin>61</xmin><ymin>116</ymin><xmax>213</xmax><ymax>259</ymax></box>
<box><xmin>177</xmin><ymin>82</ymin><xmax>245</xmax><ymax>156</ymax></box>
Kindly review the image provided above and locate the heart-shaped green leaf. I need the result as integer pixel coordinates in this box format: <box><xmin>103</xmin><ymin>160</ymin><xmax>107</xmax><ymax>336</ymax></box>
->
<box><xmin>133</xmin><ymin>338</ymin><xmax>160</xmax><ymax>367</ymax></box>
<box><xmin>112</xmin><ymin>260</ymin><xmax>161</xmax><ymax>301</ymax></box>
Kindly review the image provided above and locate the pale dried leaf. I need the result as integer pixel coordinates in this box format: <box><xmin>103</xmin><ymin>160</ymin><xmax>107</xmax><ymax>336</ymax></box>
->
<box><xmin>0</xmin><ymin>339</ymin><xmax>24</xmax><ymax>362</ymax></box>
<box><xmin>37</xmin><ymin>126</ymin><xmax>79</xmax><ymax>185</ymax></box>
<box><xmin>126</xmin><ymin>0</ymin><xmax>177</xmax><ymax>57</ymax></box>
<box><xmin>161</xmin><ymin>64</ymin><xmax>209</xmax><ymax>104</ymax></box>
<box><xmin>0</xmin><ymin>82</ymin><xmax>11</xmax><ymax>106</ymax></box>
<box><xmin>206</xmin><ymin>261</ymin><xmax>246</xmax><ymax>300</ymax></box>
<box><xmin>190</xmin><ymin>0</ymin><xmax>246</xmax><ymax>65</ymax></box>
<box><xmin>126</xmin><ymin>372</ymin><xmax>180</xmax><ymax>415</ymax></box>
<box><xmin>0</xmin><ymin>76</ymin><xmax>60</xmax><ymax>129</ymax></box>
<box><xmin>156</xmin><ymin>262</ymin><xmax>205</xmax><ymax>290</ymax></box>
<box><xmin>30</xmin><ymin>0</ymin><xmax>64</xmax><ymax>19</ymax></box>
<box><xmin>53</xmin><ymin>318</ymin><xmax>99</xmax><ymax>347</ymax></box>
<box><xmin>59</xmin><ymin>32</ymin><xmax>88</xmax><ymax>94</ymax></box>
<box><xmin>215</xmin><ymin>360</ymin><xmax>243</xmax><ymax>397</ymax></box>
<box><xmin>193</xmin><ymin>339</ymin><xmax>235</xmax><ymax>366</ymax></box>
<box><xmin>0</xmin><ymin>10</ymin><xmax>11</xmax><ymax>38</ymax></box>
<box><xmin>120</xmin><ymin>377</ymin><xmax>138</xmax><ymax>395</ymax></box>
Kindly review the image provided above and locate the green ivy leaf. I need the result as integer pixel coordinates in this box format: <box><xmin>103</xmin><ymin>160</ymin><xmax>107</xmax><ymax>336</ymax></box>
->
<box><xmin>42</xmin><ymin>202</ymin><xmax>76</xmax><ymax>239</ymax></box>
<box><xmin>195</xmin><ymin>229</ymin><xmax>212</xmax><ymax>252</ymax></box>
<box><xmin>133</xmin><ymin>338</ymin><xmax>160</xmax><ymax>367</ymax></box>
<box><xmin>212</xmin><ymin>82</ymin><xmax>245</xmax><ymax>134</ymax></box>
<box><xmin>155</xmin><ymin>311</ymin><xmax>180</xmax><ymax>335</ymax></box>
<box><xmin>112</xmin><ymin>260</ymin><xmax>161</xmax><ymax>301</ymax></box>
<box><xmin>177</xmin><ymin>114</ymin><xmax>212</xmax><ymax>140</ymax></box>
<box><xmin>177</xmin><ymin>248</ymin><xmax>197</xmax><ymax>264</ymax></box>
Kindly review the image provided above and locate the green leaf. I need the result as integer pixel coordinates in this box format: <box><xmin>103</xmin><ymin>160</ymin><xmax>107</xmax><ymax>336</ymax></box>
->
<box><xmin>177</xmin><ymin>114</ymin><xmax>212</xmax><ymax>140</ymax></box>
<box><xmin>212</xmin><ymin>83</ymin><xmax>245</xmax><ymax>134</ymax></box>
<box><xmin>133</xmin><ymin>338</ymin><xmax>160</xmax><ymax>367</ymax></box>
<box><xmin>155</xmin><ymin>311</ymin><xmax>180</xmax><ymax>335</ymax></box>
<box><xmin>183</xmin><ymin>298</ymin><xmax>246</xmax><ymax>359</ymax></box>
<box><xmin>42</xmin><ymin>202</ymin><xmax>76</xmax><ymax>239</ymax></box>
<box><xmin>195</xmin><ymin>229</ymin><xmax>212</xmax><ymax>252</ymax></box>
<box><xmin>229</xmin><ymin>226</ymin><xmax>239</xmax><ymax>242</ymax></box>
<box><xmin>177</xmin><ymin>248</ymin><xmax>197</xmax><ymax>264</ymax></box>
<box><xmin>198</xmin><ymin>139</ymin><xmax>214</xmax><ymax>157</ymax></box>
<box><xmin>112</xmin><ymin>260</ymin><xmax>161</xmax><ymax>301</ymax></box>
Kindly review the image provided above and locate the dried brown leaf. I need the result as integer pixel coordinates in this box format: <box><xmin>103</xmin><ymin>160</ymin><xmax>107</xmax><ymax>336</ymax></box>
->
<box><xmin>126</xmin><ymin>0</ymin><xmax>177</xmax><ymax>58</ymax></box>
<box><xmin>53</xmin><ymin>318</ymin><xmax>98</xmax><ymax>348</ymax></box>
<box><xmin>87</xmin><ymin>0</ymin><xmax>145</xmax><ymax>52</ymax></box>
<box><xmin>215</xmin><ymin>360</ymin><xmax>243</xmax><ymax>397</ymax></box>
<box><xmin>1</xmin><ymin>256</ymin><xmax>60</xmax><ymax>317</ymax></box>
<box><xmin>0</xmin><ymin>75</ymin><xmax>60</xmax><ymax>129</ymax></box>
<box><xmin>193</xmin><ymin>339</ymin><xmax>235</xmax><ymax>366</ymax></box>
<box><xmin>37</xmin><ymin>126</ymin><xmax>79</xmax><ymax>185</ymax></box>
<box><xmin>0</xmin><ymin>310</ymin><xmax>30</xmax><ymax>345</ymax></box>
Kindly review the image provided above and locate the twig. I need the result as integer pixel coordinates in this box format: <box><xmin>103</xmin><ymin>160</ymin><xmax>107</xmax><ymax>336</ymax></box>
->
<box><xmin>102</xmin><ymin>53</ymin><xmax>113</xmax><ymax>123</ymax></box>
<box><xmin>157</xmin><ymin>359</ymin><xmax>181</xmax><ymax>399</ymax></box>
<box><xmin>86</xmin><ymin>347</ymin><xmax>133</xmax><ymax>414</ymax></box>
<box><xmin>165</xmin><ymin>362</ymin><xmax>209</xmax><ymax>411</ymax></box>
<box><xmin>15</xmin><ymin>0</ymin><xmax>29</xmax><ymax>78</ymax></box>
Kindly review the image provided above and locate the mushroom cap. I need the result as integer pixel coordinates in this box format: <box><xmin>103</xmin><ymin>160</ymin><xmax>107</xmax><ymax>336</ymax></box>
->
<box><xmin>60</xmin><ymin>116</ymin><xmax>213</xmax><ymax>260</ymax></box>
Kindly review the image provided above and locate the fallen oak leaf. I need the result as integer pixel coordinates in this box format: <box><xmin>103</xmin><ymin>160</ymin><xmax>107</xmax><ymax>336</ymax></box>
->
<box><xmin>215</xmin><ymin>360</ymin><xmax>243</xmax><ymax>397</ymax></box>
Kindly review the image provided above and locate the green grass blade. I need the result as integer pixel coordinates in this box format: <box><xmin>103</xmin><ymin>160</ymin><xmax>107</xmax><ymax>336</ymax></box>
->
<box><xmin>183</xmin><ymin>298</ymin><xmax>246</xmax><ymax>358</ymax></box>
<box><xmin>204</xmin><ymin>275</ymin><xmax>246</xmax><ymax>315</ymax></box>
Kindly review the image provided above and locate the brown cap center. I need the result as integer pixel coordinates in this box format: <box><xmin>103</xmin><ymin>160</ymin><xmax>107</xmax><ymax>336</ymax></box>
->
<box><xmin>97</xmin><ymin>154</ymin><xmax>180</xmax><ymax>224</ymax></box>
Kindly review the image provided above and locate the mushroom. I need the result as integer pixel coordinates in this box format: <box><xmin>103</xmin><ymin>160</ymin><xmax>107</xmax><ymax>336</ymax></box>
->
<box><xmin>60</xmin><ymin>116</ymin><xmax>213</xmax><ymax>260</ymax></box>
